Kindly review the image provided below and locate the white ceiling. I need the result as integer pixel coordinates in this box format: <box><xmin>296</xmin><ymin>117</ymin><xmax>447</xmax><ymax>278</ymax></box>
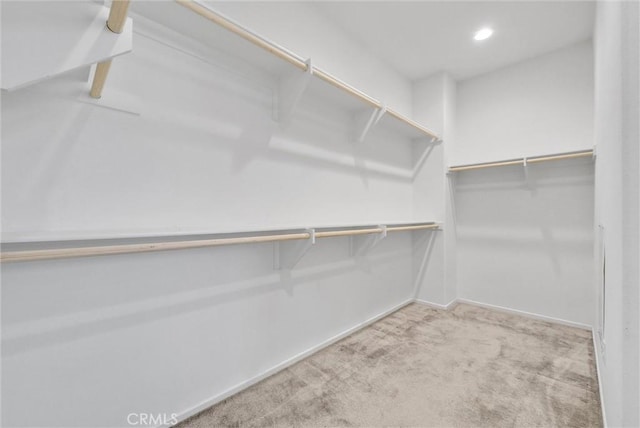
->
<box><xmin>313</xmin><ymin>1</ymin><xmax>595</xmax><ymax>81</ymax></box>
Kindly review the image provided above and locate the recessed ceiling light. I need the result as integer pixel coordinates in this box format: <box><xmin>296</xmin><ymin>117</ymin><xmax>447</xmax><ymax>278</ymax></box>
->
<box><xmin>474</xmin><ymin>28</ymin><xmax>494</xmax><ymax>41</ymax></box>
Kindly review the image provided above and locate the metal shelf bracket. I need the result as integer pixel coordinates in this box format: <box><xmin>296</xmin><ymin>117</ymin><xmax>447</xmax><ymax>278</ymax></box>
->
<box><xmin>350</xmin><ymin>225</ymin><xmax>387</xmax><ymax>257</ymax></box>
<box><xmin>355</xmin><ymin>104</ymin><xmax>386</xmax><ymax>143</ymax></box>
<box><xmin>277</xmin><ymin>58</ymin><xmax>313</xmax><ymax>128</ymax></box>
<box><xmin>274</xmin><ymin>228</ymin><xmax>315</xmax><ymax>270</ymax></box>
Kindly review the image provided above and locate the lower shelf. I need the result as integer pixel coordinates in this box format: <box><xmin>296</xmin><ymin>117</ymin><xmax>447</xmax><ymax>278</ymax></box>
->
<box><xmin>1</xmin><ymin>221</ymin><xmax>440</xmax><ymax>264</ymax></box>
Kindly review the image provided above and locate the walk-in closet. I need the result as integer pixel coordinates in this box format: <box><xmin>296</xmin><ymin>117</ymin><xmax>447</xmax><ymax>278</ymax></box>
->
<box><xmin>1</xmin><ymin>1</ymin><xmax>638</xmax><ymax>427</ymax></box>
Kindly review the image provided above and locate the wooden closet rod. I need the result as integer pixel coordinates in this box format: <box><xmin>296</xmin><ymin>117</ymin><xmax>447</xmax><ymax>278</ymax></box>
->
<box><xmin>310</xmin><ymin>68</ymin><xmax>379</xmax><ymax>109</ymax></box>
<box><xmin>90</xmin><ymin>0</ymin><xmax>131</xmax><ymax>98</ymax></box>
<box><xmin>448</xmin><ymin>149</ymin><xmax>594</xmax><ymax>172</ymax></box>
<box><xmin>174</xmin><ymin>0</ymin><xmax>307</xmax><ymax>71</ymax></box>
<box><xmin>0</xmin><ymin>224</ymin><xmax>439</xmax><ymax>263</ymax></box>
<box><xmin>174</xmin><ymin>0</ymin><xmax>440</xmax><ymax>141</ymax></box>
<box><xmin>526</xmin><ymin>151</ymin><xmax>594</xmax><ymax>164</ymax></box>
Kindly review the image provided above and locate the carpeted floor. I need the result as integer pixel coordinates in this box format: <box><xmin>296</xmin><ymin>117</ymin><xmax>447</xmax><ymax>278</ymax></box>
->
<box><xmin>178</xmin><ymin>303</ymin><xmax>602</xmax><ymax>427</ymax></box>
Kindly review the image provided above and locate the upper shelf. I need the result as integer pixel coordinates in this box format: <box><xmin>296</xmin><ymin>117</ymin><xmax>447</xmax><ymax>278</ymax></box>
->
<box><xmin>130</xmin><ymin>0</ymin><xmax>440</xmax><ymax>143</ymax></box>
<box><xmin>1</xmin><ymin>1</ymin><xmax>133</xmax><ymax>91</ymax></box>
<box><xmin>448</xmin><ymin>149</ymin><xmax>595</xmax><ymax>172</ymax></box>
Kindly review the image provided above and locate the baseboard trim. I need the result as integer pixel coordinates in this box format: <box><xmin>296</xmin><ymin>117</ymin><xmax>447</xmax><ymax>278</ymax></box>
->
<box><xmin>456</xmin><ymin>298</ymin><xmax>592</xmax><ymax>330</ymax></box>
<box><xmin>591</xmin><ymin>328</ymin><xmax>608</xmax><ymax>428</ymax></box>
<box><xmin>167</xmin><ymin>298</ymin><xmax>414</xmax><ymax>428</ymax></box>
<box><xmin>414</xmin><ymin>298</ymin><xmax>458</xmax><ymax>310</ymax></box>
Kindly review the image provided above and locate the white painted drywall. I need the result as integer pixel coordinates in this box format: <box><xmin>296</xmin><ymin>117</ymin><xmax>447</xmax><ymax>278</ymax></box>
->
<box><xmin>454</xmin><ymin>160</ymin><xmax>595</xmax><ymax>326</ymax></box>
<box><xmin>413</xmin><ymin>73</ymin><xmax>446</xmax><ymax>222</ymax></box>
<box><xmin>442</xmin><ymin>76</ymin><xmax>458</xmax><ymax>306</ymax></box>
<box><xmin>0</xmin><ymin>7</ymin><xmax>424</xmax><ymax>427</ymax></box>
<box><xmin>412</xmin><ymin>72</ymin><xmax>457</xmax><ymax>306</ymax></box>
<box><xmin>412</xmin><ymin>74</ymin><xmax>445</xmax><ymax>305</ymax></box>
<box><xmin>455</xmin><ymin>41</ymin><xmax>594</xmax><ymax>166</ymax></box>
<box><xmin>593</xmin><ymin>1</ymin><xmax>639</xmax><ymax>426</ymax></box>
<box><xmin>454</xmin><ymin>41</ymin><xmax>596</xmax><ymax>326</ymax></box>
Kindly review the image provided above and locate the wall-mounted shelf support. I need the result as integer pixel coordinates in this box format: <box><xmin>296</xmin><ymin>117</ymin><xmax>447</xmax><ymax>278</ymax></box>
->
<box><xmin>412</xmin><ymin>136</ymin><xmax>442</xmax><ymax>177</ymax></box>
<box><xmin>523</xmin><ymin>157</ymin><xmax>530</xmax><ymax>183</ymax></box>
<box><xmin>350</xmin><ymin>225</ymin><xmax>386</xmax><ymax>257</ymax></box>
<box><xmin>274</xmin><ymin>228</ymin><xmax>315</xmax><ymax>270</ymax></box>
<box><xmin>277</xmin><ymin>58</ymin><xmax>313</xmax><ymax>127</ymax></box>
<box><xmin>355</xmin><ymin>105</ymin><xmax>386</xmax><ymax>143</ymax></box>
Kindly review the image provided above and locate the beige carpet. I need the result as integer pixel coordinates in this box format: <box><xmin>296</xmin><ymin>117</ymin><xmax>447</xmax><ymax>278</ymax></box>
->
<box><xmin>178</xmin><ymin>303</ymin><xmax>602</xmax><ymax>427</ymax></box>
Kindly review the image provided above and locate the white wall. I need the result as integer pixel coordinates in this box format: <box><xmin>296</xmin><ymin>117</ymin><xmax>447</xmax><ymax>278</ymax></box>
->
<box><xmin>593</xmin><ymin>1</ymin><xmax>639</xmax><ymax>426</ymax></box>
<box><xmin>455</xmin><ymin>161</ymin><xmax>595</xmax><ymax>326</ymax></box>
<box><xmin>413</xmin><ymin>73</ymin><xmax>447</xmax><ymax>222</ymax></box>
<box><xmin>412</xmin><ymin>72</ymin><xmax>457</xmax><ymax>306</ymax></box>
<box><xmin>0</xmin><ymin>5</ymin><xmax>426</xmax><ymax>427</ymax></box>
<box><xmin>454</xmin><ymin>41</ymin><xmax>596</xmax><ymax>326</ymax></box>
<box><xmin>455</xmin><ymin>41</ymin><xmax>594</xmax><ymax>165</ymax></box>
